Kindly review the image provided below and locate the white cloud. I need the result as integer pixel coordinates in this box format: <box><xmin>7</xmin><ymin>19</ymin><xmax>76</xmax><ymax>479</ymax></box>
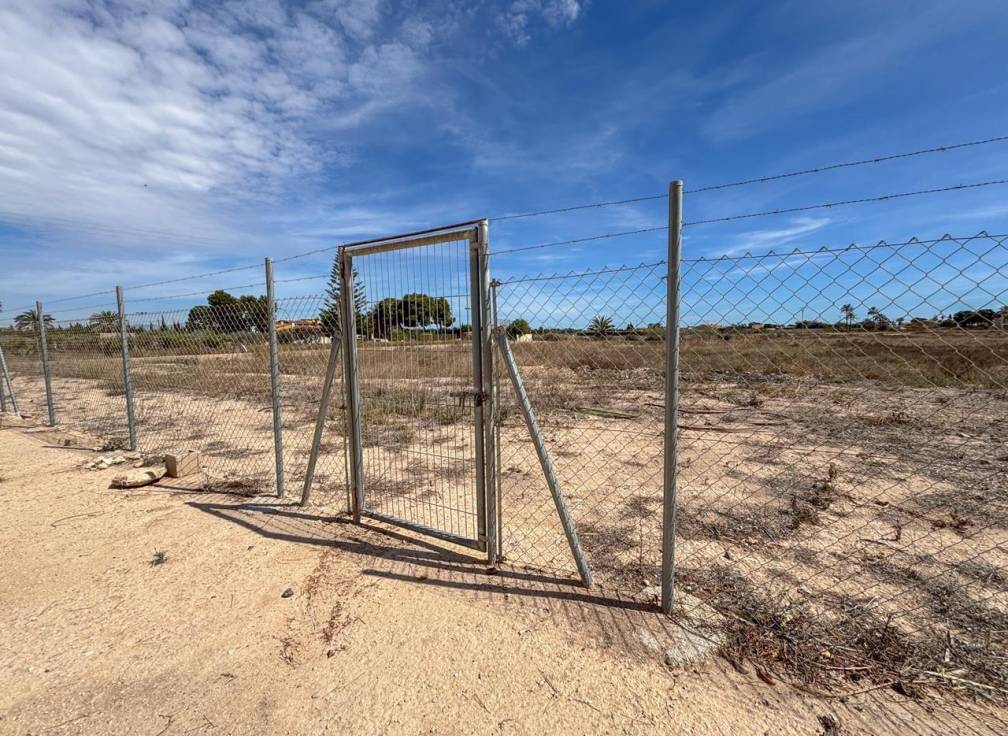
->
<box><xmin>0</xmin><ymin>0</ymin><xmax>429</xmax><ymax>244</ymax></box>
<box><xmin>503</xmin><ymin>0</ymin><xmax>583</xmax><ymax>47</ymax></box>
<box><xmin>716</xmin><ymin>217</ymin><xmax>831</xmax><ymax>256</ymax></box>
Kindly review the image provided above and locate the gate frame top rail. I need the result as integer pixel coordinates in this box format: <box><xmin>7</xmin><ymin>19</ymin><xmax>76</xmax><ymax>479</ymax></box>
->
<box><xmin>344</xmin><ymin>221</ymin><xmax>484</xmax><ymax>257</ymax></box>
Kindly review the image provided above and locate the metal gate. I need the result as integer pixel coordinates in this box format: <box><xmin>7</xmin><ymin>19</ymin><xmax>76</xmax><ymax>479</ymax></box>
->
<box><xmin>339</xmin><ymin>221</ymin><xmax>496</xmax><ymax>557</ymax></box>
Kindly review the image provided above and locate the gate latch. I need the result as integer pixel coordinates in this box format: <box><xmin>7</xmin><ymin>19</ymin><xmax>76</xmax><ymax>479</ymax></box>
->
<box><xmin>473</xmin><ymin>390</ymin><xmax>490</xmax><ymax>407</ymax></box>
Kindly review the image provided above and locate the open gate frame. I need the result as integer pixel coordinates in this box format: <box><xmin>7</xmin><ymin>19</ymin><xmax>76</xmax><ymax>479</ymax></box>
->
<box><xmin>297</xmin><ymin>216</ymin><xmax>616</xmax><ymax>587</ymax></box>
<box><xmin>301</xmin><ymin>221</ymin><xmax>499</xmax><ymax>558</ymax></box>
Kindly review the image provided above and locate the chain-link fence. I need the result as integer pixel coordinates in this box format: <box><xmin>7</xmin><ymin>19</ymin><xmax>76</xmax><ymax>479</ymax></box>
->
<box><xmin>491</xmin><ymin>262</ymin><xmax>667</xmax><ymax>586</ymax></box>
<box><xmin>1</xmin><ymin>225</ymin><xmax>1005</xmax><ymax>697</ymax></box>
<box><xmin>671</xmin><ymin>233</ymin><xmax>1007</xmax><ymax>695</ymax></box>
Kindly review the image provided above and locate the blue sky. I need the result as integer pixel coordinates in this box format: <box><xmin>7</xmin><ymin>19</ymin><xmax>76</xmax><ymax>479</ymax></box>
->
<box><xmin>1</xmin><ymin>0</ymin><xmax>1007</xmax><ymax>327</ymax></box>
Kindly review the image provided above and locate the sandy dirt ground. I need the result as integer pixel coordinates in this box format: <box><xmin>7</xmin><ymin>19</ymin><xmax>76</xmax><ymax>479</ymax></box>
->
<box><xmin>1</xmin><ymin>425</ymin><xmax>1006</xmax><ymax>735</ymax></box>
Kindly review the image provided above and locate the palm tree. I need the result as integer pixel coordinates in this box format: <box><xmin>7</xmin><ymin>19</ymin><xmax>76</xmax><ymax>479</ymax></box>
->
<box><xmin>89</xmin><ymin>310</ymin><xmax>119</xmax><ymax>330</ymax></box>
<box><xmin>14</xmin><ymin>310</ymin><xmax>53</xmax><ymax>331</ymax></box>
<box><xmin>840</xmin><ymin>304</ymin><xmax>856</xmax><ymax>331</ymax></box>
<box><xmin>867</xmin><ymin>306</ymin><xmax>891</xmax><ymax>330</ymax></box>
<box><xmin>586</xmin><ymin>314</ymin><xmax>615</xmax><ymax>337</ymax></box>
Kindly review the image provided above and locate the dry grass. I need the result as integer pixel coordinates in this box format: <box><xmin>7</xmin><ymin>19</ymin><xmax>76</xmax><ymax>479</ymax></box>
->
<box><xmin>4</xmin><ymin>326</ymin><xmax>1006</xmax><ymax>702</ymax></box>
<box><xmin>680</xmin><ymin>562</ymin><xmax>1008</xmax><ymax>701</ymax></box>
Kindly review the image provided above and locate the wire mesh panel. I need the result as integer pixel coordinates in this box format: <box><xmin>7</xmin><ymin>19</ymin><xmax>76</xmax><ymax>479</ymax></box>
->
<box><xmin>125</xmin><ymin>287</ymin><xmax>276</xmax><ymax>494</ymax></box>
<box><xmin>44</xmin><ymin>304</ymin><xmax>129</xmax><ymax>447</ymax></box>
<box><xmin>493</xmin><ymin>262</ymin><xmax>668</xmax><ymax>585</ymax></box>
<box><xmin>0</xmin><ymin>328</ymin><xmax>44</xmax><ymax>420</ymax></box>
<box><xmin>274</xmin><ymin>291</ymin><xmax>349</xmax><ymax>509</ymax></box>
<box><xmin>674</xmin><ymin>233</ymin><xmax>1008</xmax><ymax>694</ymax></box>
<box><xmin>348</xmin><ymin>232</ymin><xmax>484</xmax><ymax>546</ymax></box>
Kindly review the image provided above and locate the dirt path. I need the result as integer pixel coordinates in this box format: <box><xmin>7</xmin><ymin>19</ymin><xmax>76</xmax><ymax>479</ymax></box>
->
<box><xmin>0</xmin><ymin>426</ymin><xmax>1004</xmax><ymax>735</ymax></box>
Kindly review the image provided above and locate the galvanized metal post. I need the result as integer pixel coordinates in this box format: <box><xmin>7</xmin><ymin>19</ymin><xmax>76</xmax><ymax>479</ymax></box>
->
<box><xmin>478</xmin><ymin>220</ymin><xmax>498</xmax><ymax>565</ymax></box>
<box><xmin>115</xmin><ymin>286</ymin><xmax>137</xmax><ymax>450</ymax></box>
<box><xmin>469</xmin><ymin>232</ymin><xmax>488</xmax><ymax>551</ymax></box>
<box><xmin>300</xmin><ymin>337</ymin><xmax>342</xmax><ymax>506</ymax></box>
<box><xmin>35</xmin><ymin>300</ymin><xmax>55</xmax><ymax>426</ymax></box>
<box><xmin>340</xmin><ymin>248</ymin><xmax>365</xmax><ymax>522</ymax></box>
<box><xmin>490</xmin><ymin>279</ymin><xmax>503</xmax><ymax>562</ymax></box>
<box><xmin>497</xmin><ymin>331</ymin><xmax>592</xmax><ymax>588</ymax></box>
<box><xmin>661</xmin><ymin>180</ymin><xmax>684</xmax><ymax>615</ymax></box>
<box><xmin>265</xmin><ymin>258</ymin><xmax>285</xmax><ymax>498</ymax></box>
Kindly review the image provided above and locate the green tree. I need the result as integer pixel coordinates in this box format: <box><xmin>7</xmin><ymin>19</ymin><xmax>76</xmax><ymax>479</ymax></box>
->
<box><xmin>506</xmin><ymin>318</ymin><xmax>531</xmax><ymax>339</ymax></box>
<box><xmin>14</xmin><ymin>310</ymin><xmax>53</xmax><ymax>331</ymax></box>
<box><xmin>366</xmin><ymin>297</ymin><xmax>404</xmax><ymax>339</ymax></box>
<box><xmin>186</xmin><ymin>304</ymin><xmax>213</xmax><ymax>330</ymax></box>
<box><xmin>319</xmin><ymin>255</ymin><xmax>366</xmax><ymax>336</ymax></box>
<box><xmin>867</xmin><ymin>306</ymin><xmax>892</xmax><ymax>330</ymax></box>
<box><xmin>207</xmin><ymin>289</ymin><xmax>244</xmax><ymax>331</ymax></box>
<box><xmin>89</xmin><ymin>310</ymin><xmax>119</xmax><ymax>330</ymax></box>
<box><xmin>586</xmin><ymin>314</ymin><xmax>615</xmax><ymax>337</ymax></box>
<box><xmin>840</xmin><ymin>304</ymin><xmax>856</xmax><ymax>331</ymax></box>
<box><xmin>400</xmin><ymin>293</ymin><xmax>453</xmax><ymax>329</ymax></box>
<box><xmin>952</xmin><ymin>308</ymin><xmax>997</xmax><ymax>328</ymax></box>
<box><xmin>238</xmin><ymin>295</ymin><xmax>269</xmax><ymax>333</ymax></box>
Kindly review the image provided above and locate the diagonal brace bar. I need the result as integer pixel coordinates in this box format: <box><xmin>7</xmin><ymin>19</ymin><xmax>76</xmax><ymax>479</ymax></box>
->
<box><xmin>0</xmin><ymin>345</ymin><xmax>18</xmax><ymax>415</ymax></box>
<box><xmin>300</xmin><ymin>337</ymin><xmax>342</xmax><ymax>506</ymax></box>
<box><xmin>495</xmin><ymin>329</ymin><xmax>592</xmax><ymax>588</ymax></box>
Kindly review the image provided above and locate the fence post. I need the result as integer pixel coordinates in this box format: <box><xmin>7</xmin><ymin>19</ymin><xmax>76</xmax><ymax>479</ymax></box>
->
<box><xmin>339</xmin><ymin>248</ymin><xmax>365</xmax><ymax>522</ymax></box>
<box><xmin>35</xmin><ymin>300</ymin><xmax>55</xmax><ymax>427</ymax></box>
<box><xmin>115</xmin><ymin>286</ymin><xmax>138</xmax><ymax>450</ymax></box>
<box><xmin>469</xmin><ymin>229</ymin><xmax>488</xmax><ymax>552</ymax></box>
<box><xmin>661</xmin><ymin>180</ymin><xmax>684</xmax><ymax>615</ymax></box>
<box><xmin>265</xmin><ymin>258</ymin><xmax>285</xmax><ymax>499</ymax></box>
<box><xmin>490</xmin><ymin>279</ymin><xmax>503</xmax><ymax>562</ymax></box>
<box><xmin>478</xmin><ymin>220</ymin><xmax>498</xmax><ymax>565</ymax></box>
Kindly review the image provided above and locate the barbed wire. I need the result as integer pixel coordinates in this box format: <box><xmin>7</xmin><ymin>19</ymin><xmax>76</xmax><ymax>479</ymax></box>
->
<box><xmin>496</xmin><ymin>260</ymin><xmax>669</xmax><ymax>285</ymax></box>
<box><xmin>491</xmin><ymin>226</ymin><xmax>668</xmax><ymax>255</ymax></box>
<box><xmin>487</xmin><ymin>134</ymin><xmax>1008</xmax><ymax>222</ymax></box>
<box><xmin>681</xmin><ymin>231</ymin><xmax>1006</xmax><ymax>263</ymax></box>
<box><xmin>489</xmin><ymin>179</ymin><xmax>1008</xmax><ymax>255</ymax></box>
<box><xmin>125</xmin><ymin>280</ymin><xmax>266</xmax><ymax>306</ymax></box>
<box><xmin>0</xmin><ymin>208</ymin><xmax>233</xmax><ymax>248</ymax></box>
<box><xmin>6</xmin><ymin>133</ymin><xmax>1007</xmax><ymax>307</ymax></box>
<box><xmin>684</xmin><ymin>179</ymin><xmax>1008</xmax><ymax>227</ymax></box>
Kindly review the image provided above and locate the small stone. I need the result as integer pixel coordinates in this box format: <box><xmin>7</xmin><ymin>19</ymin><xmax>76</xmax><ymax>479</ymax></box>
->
<box><xmin>281</xmin><ymin>588</ymin><xmax>294</xmax><ymax>598</ymax></box>
<box><xmin>639</xmin><ymin>584</ymin><xmax>661</xmax><ymax>600</ymax></box>
<box><xmin>110</xmin><ymin>468</ymin><xmax>165</xmax><ymax>489</ymax></box>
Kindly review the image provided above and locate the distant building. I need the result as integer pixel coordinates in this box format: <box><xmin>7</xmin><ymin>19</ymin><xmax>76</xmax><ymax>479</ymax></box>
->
<box><xmin>276</xmin><ymin>319</ymin><xmax>322</xmax><ymax>332</ymax></box>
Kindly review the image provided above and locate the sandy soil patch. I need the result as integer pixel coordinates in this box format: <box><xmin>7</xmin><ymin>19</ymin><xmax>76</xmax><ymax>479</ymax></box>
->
<box><xmin>1</xmin><ymin>425</ymin><xmax>1006</xmax><ymax>734</ymax></box>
